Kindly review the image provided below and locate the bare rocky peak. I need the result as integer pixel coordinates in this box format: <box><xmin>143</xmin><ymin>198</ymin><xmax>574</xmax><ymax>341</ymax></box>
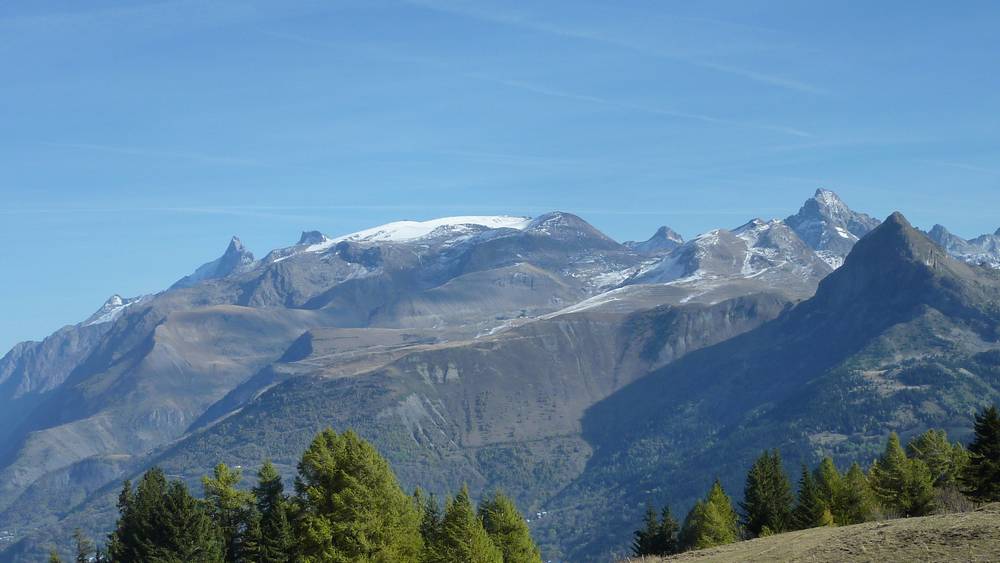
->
<box><xmin>625</xmin><ymin>226</ymin><xmax>684</xmax><ymax>254</ymax></box>
<box><xmin>171</xmin><ymin>235</ymin><xmax>255</xmax><ymax>289</ymax></box>
<box><xmin>785</xmin><ymin>188</ymin><xmax>881</xmax><ymax>260</ymax></box>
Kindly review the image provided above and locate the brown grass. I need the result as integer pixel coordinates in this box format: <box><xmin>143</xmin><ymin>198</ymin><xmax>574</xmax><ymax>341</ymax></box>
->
<box><xmin>621</xmin><ymin>504</ymin><xmax>1000</xmax><ymax>563</ymax></box>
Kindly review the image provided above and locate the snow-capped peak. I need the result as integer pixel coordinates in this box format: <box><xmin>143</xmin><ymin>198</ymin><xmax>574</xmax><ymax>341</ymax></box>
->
<box><xmin>785</xmin><ymin>188</ymin><xmax>880</xmax><ymax>257</ymax></box>
<box><xmin>83</xmin><ymin>294</ymin><xmax>145</xmax><ymax>326</ymax></box>
<box><xmin>306</xmin><ymin>215</ymin><xmax>532</xmax><ymax>252</ymax></box>
<box><xmin>814</xmin><ymin>188</ymin><xmax>846</xmax><ymax>210</ymax></box>
<box><xmin>733</xmin><ymin>218</ymin><xmax>782</xmax><ymax>246</ymax></box>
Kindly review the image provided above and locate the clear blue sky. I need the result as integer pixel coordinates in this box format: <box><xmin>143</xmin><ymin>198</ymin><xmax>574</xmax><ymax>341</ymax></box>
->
<box><xmin>3</xmin><ymin>0</ymin><xmax>1000</xmax><ymax>352</ymax></box>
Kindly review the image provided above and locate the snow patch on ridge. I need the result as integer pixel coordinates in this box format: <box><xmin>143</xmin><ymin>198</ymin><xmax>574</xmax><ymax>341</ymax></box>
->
<box><xmin>306</xmin><ymin>216</ymin><xmax>532</xmax><ymax>252</ymax></box>
<box><xmin>83</xmin><ymin>294</ymin><xmax>146</xmax><ymax>326</ymax></box>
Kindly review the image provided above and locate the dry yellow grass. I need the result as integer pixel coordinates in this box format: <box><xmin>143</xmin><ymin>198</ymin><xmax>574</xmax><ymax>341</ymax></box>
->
<box><xmin>621</xmin><ymin>504</ymin><xmax>1000</xmax><ymax>563</ymax></box>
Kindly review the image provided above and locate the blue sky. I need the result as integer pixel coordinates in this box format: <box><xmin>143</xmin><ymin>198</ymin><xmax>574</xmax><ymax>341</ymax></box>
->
<box><xmin>3</xmin><ymin>0</ymin><xmax>1000</xmax><ymax>351</ymax></box>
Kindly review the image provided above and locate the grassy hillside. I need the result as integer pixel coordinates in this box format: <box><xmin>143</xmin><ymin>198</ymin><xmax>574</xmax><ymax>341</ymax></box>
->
<box><xmin>635</xmin><ymin>504</ymin><xmax>1000</xmax><ymax>562</ymax></box>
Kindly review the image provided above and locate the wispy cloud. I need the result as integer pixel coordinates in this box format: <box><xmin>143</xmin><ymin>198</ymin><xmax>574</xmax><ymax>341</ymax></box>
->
<box><xmin>264</xmin><ymin>30</ymin><xmax>812</xmax><ymax>138</ymax></box>
<box><xmin>467</xmin><ymin>74</ymin><xmax>812</xmax><ymax>138</ymax></box>
<box><xmin>921</xmin><ymin>159</ymin><xmax>1000</xmax><ymax>176</ymax></box>
<box><xmin>44</xmin><ymin>142</ymin><xmax>260</xmax><ymax>166</ymax></box>
<box><xmin>400</xmin><ymin>0</ymin><xmax>827</xmax><ymax>95</ymax></box>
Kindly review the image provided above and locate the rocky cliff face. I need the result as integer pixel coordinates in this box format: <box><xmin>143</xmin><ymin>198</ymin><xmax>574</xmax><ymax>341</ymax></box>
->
<box><xmin>785</xmin><ymin>189</ymin><xmax>881</xmax><ymax>268</ymax></box>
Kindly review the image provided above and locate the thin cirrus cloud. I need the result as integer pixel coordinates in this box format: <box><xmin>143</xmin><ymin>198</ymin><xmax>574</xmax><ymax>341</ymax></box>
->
<box><xmin>264</xmin><ymin>30</ymin><xmax>812</xmax><ymax>139</ymax></box>
<box><xmin>400</xmin><ymin>0</ymin><xmax>828</xmax><ymax>95</ymax></box>
<box><xmin>465</xmin><ymin>74</ymin><xmax>813</xmax><ymax>138</ymax></box>
<box><xmin>44</xmin><ymin>142</ymin><xmax>260</xmax><ymax>166</ymax></box>
<box><xmin>921</xmin><ymin>160</ymin><xmax>1000</xmax><ymax>176</ymax></box>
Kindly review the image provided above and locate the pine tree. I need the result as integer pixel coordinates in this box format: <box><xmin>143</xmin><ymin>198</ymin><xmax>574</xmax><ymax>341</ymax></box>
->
<box><xmin>156</xmin><ymin>480</ymin><xmax>227</xmax><ymax>561</ymax></box>
<box><xmin>251</xmin><ymin>461</ymin><xmax>294</xmax><ymax>562</ymax></box>
<box><xmin>870</xmin><ymin>432</ymin><xmax>936</xmax><ymax>516</ymax></box>
<box><xmin>108</xmin><ymin>467</ymin><xmax>224</xmax><ymax>562</ymax></box>
<box><xmin>907</xmin><ymin>429</ymin><xmax>967</xmax><ymax>487</ymax></box>
<box><xmin>202</xmin><ymin>463</ymin><xmax>256</xmax><ymax>562</ymax></box>
<box><xmin>813</xmin><ymin>457</ymin><xmax>842</xmax><ymax>510</ymax></box>
<box><xmin>658</xmin><ymin>506</ymin><xmax>680</xmax><ymax>555</ymax></box>
<box><xmin>869</xmin><ymin>432</ymin><xmax>910</xmax><ymax>515</ymax></box>
<box><xmin>415</xmin><ymin>488</ymin><xmax>443</xmax><ymax>549</ymax></box>
<box><xmin>428</xmin><ymin>485</ymin><xmax>502</xmax><ymax>563</ymax></box>
<box><xmin>740</xmin><ymin>450</ymin><xmax>794</xmax><ymax>537</ymax></box>
<box><xmin>632</xmin><ymin>504</ymin><xmax>679</xmax><ymax>556</ymax></box>
<box><xmin>73</xmin><ymin>529</ymin><xmax>94</xmax><ymax>563</ymax></box>
<box><xmin>961</xmin><ymin>405</ymin><xmax>1000</xmax><ymax>502</ymax></box>
<box><xmin>48</xmin><ymin>549</ymin><xmax>62</xmax><ymax>563</ymax></box>
<box><xmin>792</xmin><ymin>465</ymin><xmax>826</xmax><ymax>529</ymax></box>
<box><xmin>835</xmin><ymin>463</ymin><xmax>876</xmax><ymax>525</ymax></box>
<box><xmin>680</xmin><ymin>480</ymin><xmax>739</xmax><ymax>551</ymax></box>
<box><xmin>632</xmin><ymin>504</ymin><xmax>660</xmax><ymax>557</ymax></box>
<box><xmin>478</xmin><ymin>491</ymin><xmax>542</xmax><ymax>563</ymax></box>
<box><xmin>904</xmin><ymin>458</ymin><xmax>936</xmax><ymax>516</ymax></box>
<box><xmin>294</xmin><ymin>428</ymin><xmax>423</xmax><ymax>562</ymax></box>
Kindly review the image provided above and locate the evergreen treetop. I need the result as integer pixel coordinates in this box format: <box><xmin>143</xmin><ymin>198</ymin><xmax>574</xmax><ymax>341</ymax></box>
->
<box><xmin>740</xmin><ymin>450</ymin><xmax>794</xmax><ymax>537</ymax></box>
<box><xmin>478</xmin><ymin>491</ymin><xmax>542</xmax><ymax>563</ymax></box>
<box><xmin>962</xmin><ymin>405</ymin><xmax>1000</xmax><ymax>502</ymax></box>
<box><xmin>681</xmin><ymin>480</ymin><xmax>739</xmax><ymax>551</ymax></box>
<box><xmin>294</xmin><ymin>428</ymin><xmax>424</xmax><ymax>562</ymax></box>
<box><xmin>428</xmin><ymin>485</ymin><xmax>502</xmax><ymax>563</ymax></box>
<box><xmin>792</xmin><ymin>466</ymin><xmax>826</xmax><ymax>530</ymax></box>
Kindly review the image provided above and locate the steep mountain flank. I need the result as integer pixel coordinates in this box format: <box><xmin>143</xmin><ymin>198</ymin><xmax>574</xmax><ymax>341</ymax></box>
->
<box><xmin>553</xmin><ymin>213</ymin><xmax>1000</xmax><ymax>559</ymax></box>
<box><xmin>5</xmin><ymin>193</ymin><xmax>996</xmax><ymax>561</ymax></box>
<box><xmin>4</xmin><ymin>293</ymin><xmax>791</xmax><ymax>561</ymax></box>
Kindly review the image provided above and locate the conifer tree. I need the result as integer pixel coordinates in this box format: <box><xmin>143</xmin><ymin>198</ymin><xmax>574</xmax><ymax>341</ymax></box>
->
<box><xmin>72</xmin><ymin>529</ymin><xmax>94</xmax><ymax>563</ymax></box>
<box><xmin>632</xmin><ymin>504</ymin><xmax>679</xmax><ymax>556</ymax></box>
<box><xmin>792</xmin><ymin>466</ymin><xmax>826</xmax><ymax>529</ymax></box>
<box><xmin>294</xmin><ymin>428</ymin><xmax>423</xmax><ymax>562</ymax></box>
<box><xmin>740</xmin><ymin>450</ymin><xmax>794</xmax><ymax>537</ymax></box>
<box><xmin>202</xmin><ymin>463</ymin><xmax>256</xmax><ymax>562</ymax></box>
<box><xmin>478</xmin><ymin>491</ymin><xmax>542</xmax><ymax>563</ymax></box>
<box><xmin>907</xmin><ymin>429</ymin><xmax>968</xmax><ymax>487</ymax></box>
<box><xmin>414</xmin><ymin>488</ymin><xmax>443</xmax><ymax>551</ymax></box>
<box><xmin>658</xmin><ymin>506</ymin><xmax>680</xmax><ymax>555</ymax></box>
<box><xmin>904</xmin><ymin>458</ymin><xmax>937</xmax><ymax>516</ymax></box>
<box><xmin>48</xmin><ymin>549</ymin><xmax>62</xmax><ymax>563</ymax></box>
<box><xmin>961</xmin><ymin>405</ymin><xmax>1000</xmax><ymax>502</ymax></box>
<box><xmin>869</xmin><ymin>432</ymin><xmax>909</xmax><ymax>514</ymax></box>
<box><xmin>835</xmin><ymin>463</ymin><xmax>876</xmax><ymax>525</ymax></box>
<box><xmin>680</xmin><ymin>480</ymin><xmax>739</xmax><ymax>551</ymax></box>
<box><xmin>158</xmin><ymin>480</ymin><xmax>227</xmax><ymax>561</ymax></box>
<box><xmin>428</xmin><ymin>485</ymin><xmax>502</xmax><ymax>563</ymax></box>
<box><xmin>869</xmin><ymin>432</ymin><xmax>935</xmax><ymax>516</ymax></box>
<box><xmin>813</xmin><ymin>457</ymin><xmax>842</xmax><ymax>510</ymax></box>
<box><xmin>251</xmin><ymin>461</ymin><xmax>294</xmax><ymax>562</ymax></box>
<box><xmin>109</xmin><ymin>468</ymin><xmax>223</xmax><ymax>562</ymax></box>
<box><xmin>108</xmin><ymin>467</ymin><xmax>224</xmax><ymax>562</ymax></box>
<box><xmin>632</xmin><ymin>504</ymin><xmax>660</xmax><ymax>557</ymax></box>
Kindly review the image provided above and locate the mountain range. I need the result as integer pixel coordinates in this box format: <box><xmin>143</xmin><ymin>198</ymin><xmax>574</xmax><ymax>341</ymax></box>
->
<box><xmin>1</xmin><ymin>189</ymin><xmax>999</xmax><ymax>561</ymax></box>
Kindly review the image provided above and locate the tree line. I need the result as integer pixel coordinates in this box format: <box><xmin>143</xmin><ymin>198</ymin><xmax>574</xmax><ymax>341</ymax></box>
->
<box><xmin>632</xmin><ymin>404</ymin><xmax>1000</xmax><ymax>557</ymax></box>
<box><xmin>53</xmin><ymin>428</ymin><xmax>542</xmax><ymax>563</ymax></box>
